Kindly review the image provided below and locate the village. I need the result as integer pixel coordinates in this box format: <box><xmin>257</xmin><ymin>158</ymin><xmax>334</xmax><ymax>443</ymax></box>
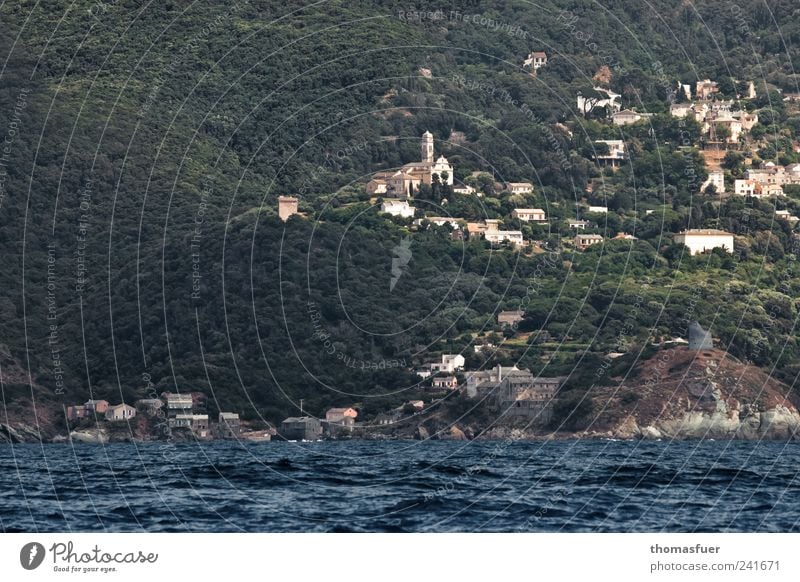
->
<box><xmin>262</xmin><ymin>60</ymin><xmax>800</xmax><ymax>441</ymax></box>
<box><xmin>64</xmin><ymin>63</ymin><xmax>800</xmax><ymax>445</ymax></box>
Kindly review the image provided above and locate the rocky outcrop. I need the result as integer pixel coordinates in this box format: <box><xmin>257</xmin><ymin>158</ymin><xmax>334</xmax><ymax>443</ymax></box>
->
<box><xmin>587</xmin><ymin>347</ymin><xmax>800</xmax><ymax>441</ymax></box>
<box><xmin>0</xmin><ymin>423</ymin><xmax>44</xmax><ymax>443</ymax></box>
<box><xmin>439</xmin><ymin>425</ymin><xmax>468</xmax><ymax>441</ymax></box>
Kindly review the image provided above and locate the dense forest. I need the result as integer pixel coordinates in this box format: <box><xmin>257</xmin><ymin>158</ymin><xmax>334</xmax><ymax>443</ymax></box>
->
<box><xmin>1</xmin><ymin>0</ymin><xmax>799</xmax><ymax>424</ymax></box>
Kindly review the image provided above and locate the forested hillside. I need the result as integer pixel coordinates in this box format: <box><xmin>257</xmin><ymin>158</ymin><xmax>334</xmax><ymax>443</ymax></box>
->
<box><xmin>1</xmin><ymin>0</ymin><xmax>799</xmax><ymax>424</ymax></box>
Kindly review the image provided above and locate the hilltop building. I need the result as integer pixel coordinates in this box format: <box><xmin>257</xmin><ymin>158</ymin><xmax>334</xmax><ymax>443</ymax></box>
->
<box><xmin>695</xmin><ymin>79</ymin><xmax>720</xmax><ymax>100</ymax></box>
<box><xmin>497</xmin><ymin>310</ymin><xmax>525</xmax><ymax>327</ymax></box>
<box><xmin>523</xmin><ymin>51</ymin><xmax>547</xmax><ymax>72</ymax></box>
<box><xmin>278</xmin><ymin>196</ymin><xmax>299</xmax><ymax>222</ymax></box>
<box><xmin>367</xmin><ymin>131</ymin><xmax>454</xmax><ymax>197</ymax></box>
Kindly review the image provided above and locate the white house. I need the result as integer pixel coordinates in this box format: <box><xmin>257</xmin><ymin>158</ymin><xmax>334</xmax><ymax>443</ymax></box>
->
<box><xmin>105</xmin><ymin>403</ymin><xmax>136</xmax><ymax>422</ymax></box>
<box><xmin>701</xmin><ymin>170</ymin><xmax>725</xmax><ymax>194</ymax></box>
<box><xmin>523</xmin><ymin>51</ymin><xmax>547</xmax><ymax>71</ymax></box>
<box><xmin>673</xmin><ymin>229</ymin><xmax>734</xmax><ymax>255</ymax></box>
<box><xmin>577</xmin><ymin>87</ymin><xmax>622</xmax><ymax>116</ymax></box>
<box><xmin>414</xmin><ymin>216</ymin><xmax>460</xmax><ymax>228</ymax></box>
<box><xmin>484</xmin><ymin>230</ymin><xmax>524</xmax><ymax>245</ymax></box>
<box><xmin>568</xmin><ymin>219</ymin><xmax>590</xmax><ymax>230</ymax></box>
<box><xmin>512</xmin><ymin>208</ymin><xmax>546</xmax><ymax>222</ymax></box>
<box><xmin>431</xmin><ymin>354</ymin><xmax>465</xmax><ymax>374</ymax></box>
<box><xmin>505</xmin><ymin>182</ymin><xmax>534</xmax><ymax>194</ymax></box>
<box><xmin>381</xmin><ymin>199</ymin><xmax>415</xmax><ymax>218</ymax></box>
<box><xmin>734</xmin><ymin>179</ymin><xmax>757</xmax><ymax>197</ymax></box>
<box><xmin>587</xmin><ymin>205</ymin><xmax>608</xmax><ymax>214</ymax></box>
<box><xmin>776</xmin><ymin>210</ymin><xmax>799</xmax><ymax>223</ymax></box>
<box><xmin>594</xmin><ymin>140</ymin><xmax>627</xmax><ymax>167</ymax></box>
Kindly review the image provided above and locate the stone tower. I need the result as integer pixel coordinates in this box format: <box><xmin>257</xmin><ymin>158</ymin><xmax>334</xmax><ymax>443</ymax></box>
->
<box><xmin>278</xmin><ymin>196</ymin><xmax>298</xmax><ymax>222</ymax></box>
<box><xmin>421</xmin><ymin>131</ymin><xmax>434</xmax><ymax>163</ymax></box>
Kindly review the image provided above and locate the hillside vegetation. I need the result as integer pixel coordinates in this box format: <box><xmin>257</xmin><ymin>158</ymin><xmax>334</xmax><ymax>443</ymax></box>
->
<box><xmin>1</xmin><ymin>0</ymin><xmax>799</xmax><ymax>424</ymax></box>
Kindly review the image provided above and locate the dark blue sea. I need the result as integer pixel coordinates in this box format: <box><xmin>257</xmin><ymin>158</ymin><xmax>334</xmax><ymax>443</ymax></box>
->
<box><xmin>1</xmin><ymin>440</ymin><xmax>799</xmax><ymax>532</ymax></box>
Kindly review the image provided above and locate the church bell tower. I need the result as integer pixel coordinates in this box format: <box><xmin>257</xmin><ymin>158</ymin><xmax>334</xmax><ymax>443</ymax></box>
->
<box><xmin>421</xmin><ymin>131</ymin><xmax>434</xmax><ymax>163</ymax></box>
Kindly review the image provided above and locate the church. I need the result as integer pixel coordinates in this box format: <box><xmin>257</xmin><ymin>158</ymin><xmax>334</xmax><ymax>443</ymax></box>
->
<box><xmin>367</xmin><ymin>131</ymin><xmax>454</xmax><ymax>197</ymax></box>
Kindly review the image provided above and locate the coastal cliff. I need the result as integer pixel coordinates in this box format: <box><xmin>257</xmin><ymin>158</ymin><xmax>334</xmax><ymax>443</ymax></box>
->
<box><xmin>584</xmin><ymin>347</ymin><xmax>800</xmax><ymax>440</ymax></box>
<box><xmin>391</xmin><ymin>347</ymin><xmax>800</xmax><ymax>442</ymax></box>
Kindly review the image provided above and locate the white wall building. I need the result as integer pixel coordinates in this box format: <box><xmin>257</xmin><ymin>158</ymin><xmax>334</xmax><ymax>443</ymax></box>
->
<box><xmin>506</xmin><ymin>182</ymin><xmax>534</xmax><ymax>194</ymax></box>
<box><xmin>701</xmin><ymin>170</ymin><xmax>725</xmax><ymax>194</ymax></box>
<box><xmin>673</xmin><ymin>229</ymin><xmax>734</xmax><ymax>256</ymax></box>
<box><xmin>734</xmin><ymin>179</ymin><xmax>757</xmax><ymax>197</ymax></box>
<box><xmin>431</xmin><ymin>354</ymin><xmax>466</xmax><ymax>374</ymax></box>
<box><xmin>484</xmin><ymin>230</ymin><xmax>524</xmax><ymax>245</ymax></box>
<box><xmin>512</xmin><ymin>208</ymin><xmax>546</xmax><ymax>222</ymax></box>
<box><xmin>381</xmin><ymin>199</ymin><xmax>415</xmax><ymax>218</ymax></box>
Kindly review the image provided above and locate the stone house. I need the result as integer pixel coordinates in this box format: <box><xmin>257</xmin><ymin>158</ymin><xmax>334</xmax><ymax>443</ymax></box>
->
<box><xmin>165</xmin><ymin>393</ymin><xmax>194</xmax><ymax>417</ymax></box>
<box><xmin>575</xmin><ymin>234</ymin><xmax>603</xmax><ymax>250</ymax></box>
<box><xmin>215</xmin><ymin>412</ymin><xmax>241</xmax><ymax>438</ymax></box>
<box><xmin>169</xmin><ymin>414</ymin><xmax>209</xmax><ymax>437</ymax></box>
<box><xmin>135</xmin><ymin>399</ymin><xmax>163</xmax><ymax>415</ymax></box>
<box><xmin>431</xmin><ymin>376</ymin><xmax>458</xmax><ymax>390</ymax></box>
<box><xmin>325</xmin><ymin>407</ymin><xmax>358</xmax><ymax>423</ymax></box>
<box><xmin>497</xmin><ymin>310</ymin><xmax>525</xmax><ymax>326</ymax></box>
<box><xmin>695</xmin><ymin>79</ymin><xmax>719</xmax><ymax>100</ymax></box>
<box><xmin>280</xmin><ymin>417</ymin><xmax>322</xmax><ymax>441</ymax></box>
<box><xmin>495</xmin><ymin>372</ymin><xmax>562</xmax><ymax>423</ymax></box>
<box><xmin>85</xmin><ymin>399</ymin><xmax>109</xmax><ymax>414</ymax></box>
